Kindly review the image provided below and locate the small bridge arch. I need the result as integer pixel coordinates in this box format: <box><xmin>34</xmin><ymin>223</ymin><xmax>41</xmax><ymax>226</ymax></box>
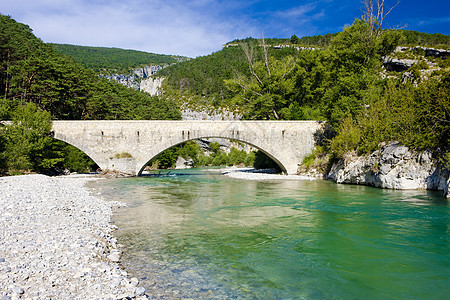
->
<box><xmin>51</xmin><ymin>120</ymin><xmax>324</xmax><ymax>175</ymax></box>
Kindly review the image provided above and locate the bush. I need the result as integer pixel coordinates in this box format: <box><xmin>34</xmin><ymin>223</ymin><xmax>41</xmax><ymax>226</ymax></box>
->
<box><xmin>227</xmin><ymin>147</ymin><xmax>247</xmax><ymax>166</ymax></box>
<box><xmin>330</xmin><ymin>116</ymin><xmax>361</xmax><ymax>158</ymax></box>
<box><xmin>62</xmin><ymin>143</ymin><xmax>97</xmax><ymax>173</ymax></box>
<box><xmin>244</xmin><ymin>151</ymin><xmax>256</xmax><ymax>166</ymax></box>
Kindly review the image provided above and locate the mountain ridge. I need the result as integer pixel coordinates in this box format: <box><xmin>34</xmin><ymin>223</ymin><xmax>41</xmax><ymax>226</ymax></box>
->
<box><xmin>49</xmin><ymin>43</ymin><xmax>189</xmax><ymax>74</ymax></box>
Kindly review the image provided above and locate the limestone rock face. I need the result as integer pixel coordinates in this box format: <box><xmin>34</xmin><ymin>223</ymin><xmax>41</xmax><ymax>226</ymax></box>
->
<box><xmin>328</xmin><ymin>143</ymin><xmax>449</xmax><ymax>195</ymax></box>
<box><xmin>412</xmin><ymin>46</ymin><xmax>450</xmax><ymax>58</ymax></box>
<box><xmin>140</xmin><ymin>76</ymin><xmax>165</xmax><ymax>96</ymax></box>
<box><xmin>102</xmin><ymin>66</ymin><xmax>165</xmax><ymax>96</ymax></box>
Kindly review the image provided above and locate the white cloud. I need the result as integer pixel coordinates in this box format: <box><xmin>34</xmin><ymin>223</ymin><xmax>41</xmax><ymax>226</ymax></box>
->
<box><xmin>1</xmin><ymin>0</ymin><xmax>256</xmax><ymax>57</ymax></box>
<box><xmin>277</xmin><ymin>3</ymin><xmax>317</xmax><ymax>18</ymax></box>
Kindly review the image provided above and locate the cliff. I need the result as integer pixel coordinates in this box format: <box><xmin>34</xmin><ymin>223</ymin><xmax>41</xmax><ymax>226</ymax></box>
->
<box><xmin>102</xmin><ymin>66</ymin><xmax>164</xmax><ymax>96</ymax></box>
<box><xmin>327</xmin><ymin>143</ymin><xmax>449</xmax><ymax>198</ymax></box>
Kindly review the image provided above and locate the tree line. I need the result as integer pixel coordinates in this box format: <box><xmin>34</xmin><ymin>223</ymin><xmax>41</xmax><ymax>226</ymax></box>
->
<box><xmin>0</xmin><ymin>14</ymin><xmax>180</xmax><ymax>175</ymax></box>
<box><xmin>50</xmin><ymin>43</ymin><xmax>188</xmax><ymax>74</ymax></box>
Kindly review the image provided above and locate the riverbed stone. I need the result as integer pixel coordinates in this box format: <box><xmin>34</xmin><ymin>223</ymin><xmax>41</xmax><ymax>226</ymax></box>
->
<box><xmin>11</xmin><ymin>287</ymin><xmax>24</xmax><ymax>295</ymax></box>
<box><xmin>136</xmin><ymin>286</ymin><xmax>146</xmax><ymax>296</ymax></box>
<box><xmin>0</xmin><ymin>174</ymin><xmax>146</xmax><ymax>299</ymax></box>
<box><xmin>108</xmin><ymin>251</ymin><xmax>121</xmax><ymax>262</ymax></box>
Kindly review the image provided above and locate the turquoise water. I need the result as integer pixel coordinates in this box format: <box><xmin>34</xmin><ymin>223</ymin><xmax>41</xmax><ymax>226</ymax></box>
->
<box><xmin>92</xmin><ymin>169</ymin><xmax>449</xmax><ymax>299</ymax></box>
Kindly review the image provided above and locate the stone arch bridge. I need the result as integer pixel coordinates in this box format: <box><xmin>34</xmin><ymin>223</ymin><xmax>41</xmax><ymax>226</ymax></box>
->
<box><xmin>51</xmin><ymin>120</ymin><xmax>324</xmax><ymax>175</ymax></box>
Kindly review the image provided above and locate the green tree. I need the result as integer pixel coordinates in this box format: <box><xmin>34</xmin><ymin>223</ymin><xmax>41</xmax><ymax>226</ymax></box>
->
<box><xmin>321</xmin><ymin>19</ymin><xmax>401</xmax><ymax>126</ymax></box>
<box><xmin>2</xmin><ymin>103</ymin><xmax>54</xmax><ymax>174</ymax></box>
<box><xmin>225</xmin><ymin>41</ymin><xmax>297</xmax><ymax>119</ymax></box>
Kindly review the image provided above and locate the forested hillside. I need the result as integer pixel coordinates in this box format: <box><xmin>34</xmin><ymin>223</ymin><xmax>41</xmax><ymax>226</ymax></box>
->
<box><xmin>0</xmin><ymin>14</ymin><xmax>180</xmax><ymax>175</ymax></box>
<box><xmin>225</xmin><ymin>33</ymin><xmax>338</xmax><ymax>48</ymax></box>
<box><xmin>157</xmin><ymin>44</ymin><xmax>304</xmax><ymax>110</ymax></box>
<box><xmin>158</xmin><ymin>18</ymin><xmax>449</xmax><ymax>169</ymax></box>
<box><xmin>50</xmin><ymin>43</ymin><xmax>188</xmax><ymax>74</ymax></box>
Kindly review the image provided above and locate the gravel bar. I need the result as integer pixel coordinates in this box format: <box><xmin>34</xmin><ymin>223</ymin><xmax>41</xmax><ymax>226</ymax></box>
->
<box><xmin>221</xmin><ymin>168</ymin><xmax>318</xmax><ymax>181</ymax></box>
<box><xmin>0</xmin><ymin>174</ymin><xmax>147</xmax><ymax>300</ymax></box>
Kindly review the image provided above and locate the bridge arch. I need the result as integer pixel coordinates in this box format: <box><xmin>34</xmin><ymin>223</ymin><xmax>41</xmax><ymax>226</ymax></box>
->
<box><xmin>137</xmin><ymin>136</ymin><xmax>287</xmax><ymax>175</ymax></box>
<box><xmin>50</xmin><ymin>131</ymin><xmax>103</xmax><ymax>170</ymax></box>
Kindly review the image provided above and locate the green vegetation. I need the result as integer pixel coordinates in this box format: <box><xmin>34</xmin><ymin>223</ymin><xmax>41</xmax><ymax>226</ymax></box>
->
<box><xmin>149</xmin><ymin>141</ymin><xmax>257</xmax><ymax>169</ymax></box>
<box><xmin>157</xmin><ymin>42</ymin><xmax>303</xmax><ymax>111</ymax></box>
<box><xmin>1</xmin><ymin>103</ymin><xmax>52</xmax><ymax>174</ymax></box>
<box><xmin>399</xmin><ymin>30</ymin><xmax>450</xmax><ymax>49</ymax></box>
<box><xmin>157</xmin><ymin>46</ymin><xmax>251</xmax><ymax>105</ymax></box>
<box><xmin>50</xmin><ymin>44</ymin><xmax>188</xmax><ymax>74</ymax></box>
<box><xmin>0</xmin><ymin>103</ymin><xmax>97</xmax><ymax>175</ymax></box>
<box><xmin>158</xmin><ymin>16</ymin><xmax>449</xmax><ymax>168</ymax></box>
<box><xmin>330</xmin><ymin>77</ymin><xmax>450</xmax><ymax>161</ymax></box>
<box><xmin>226</xmin><ymin>33</ymin><xmax>338</xmax><ymax>48</ymax></box>
<box><xmin>159</xmin><ymin>27</ymin><xmax>448</xmax><ymax>116</ymax></box>
<box><xmin>0</xmin><ymin>14</ymin><xmax>180</xmax><ymax>175</ymax></box>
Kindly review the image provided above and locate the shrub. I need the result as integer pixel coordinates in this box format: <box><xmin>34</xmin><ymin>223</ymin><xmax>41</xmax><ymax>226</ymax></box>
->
<box><xmin>113</xmin><ymin>152</ymin><xmax>133</xmax><ymax>159</ymax></box>
<box><xmin>330</xmin><ymin>116</ymin><xmax>361</xmax><ymax>158</ymax></box>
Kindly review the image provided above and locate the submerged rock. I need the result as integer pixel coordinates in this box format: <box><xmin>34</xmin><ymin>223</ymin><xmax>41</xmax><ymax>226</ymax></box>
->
<box><xmin>328</xmin><ymin>143</ymin><xmax>449</xmax><ymax>196</ymax></box>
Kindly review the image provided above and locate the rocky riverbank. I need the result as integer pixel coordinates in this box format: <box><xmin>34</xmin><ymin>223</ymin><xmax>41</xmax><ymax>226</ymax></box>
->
<box><xmin>327</xmin><ymin>143</ymin><xmax>450</xmax><ymax>198</ymax></box>
<box><xmin>0</xmin><ymin>174</ymin><xmax>147</xmax><ymax>299</ymax></box>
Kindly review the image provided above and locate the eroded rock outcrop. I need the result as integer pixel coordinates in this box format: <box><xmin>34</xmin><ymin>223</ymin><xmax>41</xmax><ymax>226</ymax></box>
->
<box><xmin>383</xmin><ymin>58</ymin><xmax>417</xmax><ymax>72</ymax></box>
<box><xmin>412</xmin><ymin>46</ymin><xmax>450</xmax><ymax>59</ymax></box>
<box><xmin>102</xmin><ymin>66</ymin><xmax>165</xmax><ymax>96</ymax></box>
<box><xmin>328</xmin><ymin>143</ymin><xmax>449</xmax><ymax>196</ymax></box>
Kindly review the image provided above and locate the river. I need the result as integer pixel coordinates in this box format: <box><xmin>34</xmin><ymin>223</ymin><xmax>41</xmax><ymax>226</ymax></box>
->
<box><xmin>90</xmin><ymin>168</ymin><xmax>449</xmax><ymax>299</ymax></box>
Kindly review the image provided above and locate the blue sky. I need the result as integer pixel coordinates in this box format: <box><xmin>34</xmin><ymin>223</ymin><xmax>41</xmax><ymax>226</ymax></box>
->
<box><xmin>2</xmin><ymin>0</ymin><xmax>449</xmax><ymax>57</ymax></box>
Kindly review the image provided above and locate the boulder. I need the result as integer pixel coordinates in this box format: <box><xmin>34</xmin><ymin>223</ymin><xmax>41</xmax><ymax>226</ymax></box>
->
<box><xmin>175</xmin><ymin>156</ymin><xmax>194</xmax><ymax>169</ymax></box>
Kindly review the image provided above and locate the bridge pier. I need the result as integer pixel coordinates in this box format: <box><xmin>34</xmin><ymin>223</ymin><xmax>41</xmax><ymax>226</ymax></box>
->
<box><xmin>51</xmin><ymin>120</ymin><xmax>324</xmax><ymax>175</ymax></box>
